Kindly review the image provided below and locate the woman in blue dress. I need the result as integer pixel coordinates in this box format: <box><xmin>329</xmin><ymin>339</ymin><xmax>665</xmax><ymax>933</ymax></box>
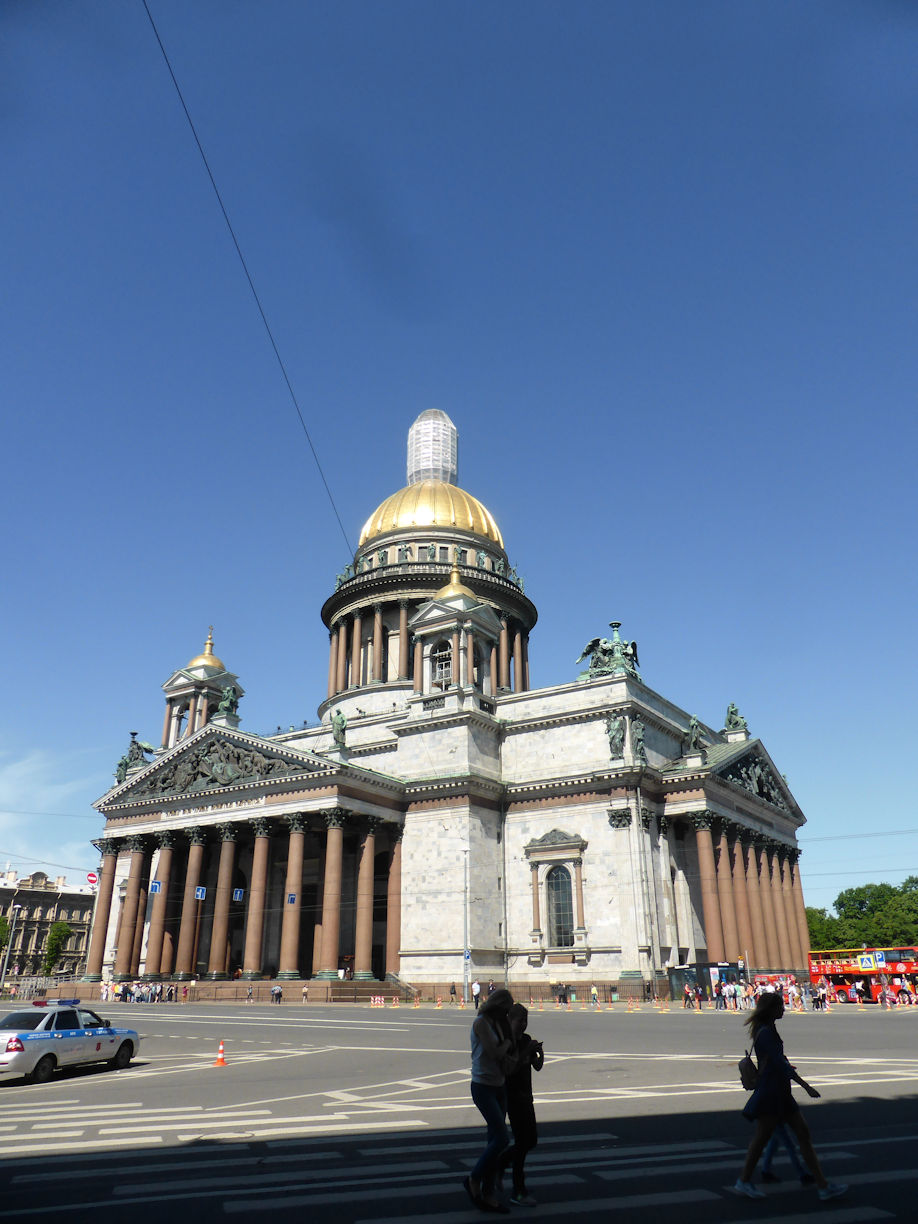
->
<box><xmin>734</xmin><ymin>991</ymin><xmax>847</xmax><ymax>1201</ymax></box>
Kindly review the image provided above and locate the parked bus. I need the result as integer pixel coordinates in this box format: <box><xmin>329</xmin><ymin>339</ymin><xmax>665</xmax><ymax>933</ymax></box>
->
<box><xmin>808</xmin><ymin>947</ymin><xmax>918</xmax><ymax>1005</ymax></box>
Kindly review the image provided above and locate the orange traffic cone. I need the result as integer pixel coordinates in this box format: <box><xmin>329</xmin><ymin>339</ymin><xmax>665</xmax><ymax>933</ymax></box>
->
<box><xmin>213</xmin><ymin>1040</ymin><xmax>227</xmax><ymax>1067</ymax></box>
<box><xmin>435</xmin><ymin>996</ymin><xmax>442</xmax><ymax>1009</ymax></box>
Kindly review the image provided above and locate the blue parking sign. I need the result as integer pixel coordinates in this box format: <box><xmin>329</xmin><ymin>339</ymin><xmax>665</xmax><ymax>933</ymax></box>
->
<box><xmin>195</xmin><ymin>886</ymin><xmax>206</xmax><ymax>901</ymax></box>
<box><xmin>875</xmin><ymin>950</ymin><xmax>886</xmax><ymax>965</ymax></box>
<box><xmin>232</xmin><ymin>888</ymin><xmax>244</xmax><ymax>901</ymax></box>
<box><xmin>287</xmin><ymin>893</ymin><xmax>296</xmax><ymax>904</ymax></box>
<box><xmin>150</xmin><ymin>881</ymin><xmax>162</xmax><ymax>894</ymax></box>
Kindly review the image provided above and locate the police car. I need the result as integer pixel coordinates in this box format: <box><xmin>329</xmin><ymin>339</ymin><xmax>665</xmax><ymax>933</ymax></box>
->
<box><xmin>0</xmin><ymin>999</ymin><xmax>140</xmax><ymax>1084</ymax></box>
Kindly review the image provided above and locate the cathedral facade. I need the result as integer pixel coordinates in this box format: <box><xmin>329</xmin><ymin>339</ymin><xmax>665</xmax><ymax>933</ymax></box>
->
<box><xmin>85</xmin><ymin>412</ymin><xmax>810</xmax><ymax>990</ymax></box>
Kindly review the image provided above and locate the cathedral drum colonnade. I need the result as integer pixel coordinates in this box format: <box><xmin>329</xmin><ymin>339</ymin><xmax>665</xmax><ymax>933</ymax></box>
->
<box><xmin>85</xmin><ymin>413</ymin><xmax>812</xmax><ymax>988</ymax></box>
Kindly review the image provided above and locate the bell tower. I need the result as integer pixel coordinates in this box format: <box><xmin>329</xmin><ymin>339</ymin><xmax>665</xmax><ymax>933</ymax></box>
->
<box><xmin>160</xmin><ymin>629</ymin><xmax>243</xmax><ymax>748</ymax></box>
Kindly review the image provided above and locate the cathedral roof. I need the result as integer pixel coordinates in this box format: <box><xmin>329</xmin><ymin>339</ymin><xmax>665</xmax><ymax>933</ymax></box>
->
<box><xmin>358</xmin><ymin>479</ymin><xmax>504</xmax><ymax>548</ymax></box>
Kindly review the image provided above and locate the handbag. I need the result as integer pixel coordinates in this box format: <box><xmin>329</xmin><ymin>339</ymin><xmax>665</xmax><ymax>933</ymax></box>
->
<box><xmin>738</xmin><ymin>1048</ymin><xmax>759</xmax><ymax>1091</ymax></box>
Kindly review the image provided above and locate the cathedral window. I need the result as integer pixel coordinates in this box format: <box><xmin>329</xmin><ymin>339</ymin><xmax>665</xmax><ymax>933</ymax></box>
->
<box><xmin>439</xmin><ymin>546</ymin><xmax>449</xmax><ymax>563</ymax></box>
<box><xmin>432</xmin><ymin>640</ymin><xmax>452</xmax><ymax>686</ymax></box>
<box><xmin>547</xmin><ymin>866</ymin><xmax>575</xmax><ymax>948</ymax></box>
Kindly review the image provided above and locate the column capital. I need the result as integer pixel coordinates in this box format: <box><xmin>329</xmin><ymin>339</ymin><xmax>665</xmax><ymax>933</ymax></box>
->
<box><xmin>690</xmin><ymin>810</ymin><xmax>716</xmax><ymax>831</ymax></box>
<box><xmin>94</xmin><ymin>838</ymin><xmax>120</xmax><ymax>858</ymax></box>
<box><xmin>786</xmin><ymin>846</ymin><xmax>801</xmax><ymax>864</ymax></box>
<box><xmin>185</xmin><ymin>826</ymin><xmax>208</xmax><ymax>846</ymax></box>
<box><xmin>608</xmin><ymin>809</ymin><xmax>632</xmax><ymax>829</ymax></box>
<box><xmin>322</xmin><ymin>807</ymin><xmax>349</xmax><ymax>830</ymax></box>
<box><xmin>285</xmin><ymin>812</ymin><xmax>309</xmax><ymax>835</ymax></box>
<box><xmin>658</xmin><ymin>814</ymin><xmax>671</xmax><ymax>835</ymax></box>
<box><xmin>640</xmin><ymin>807</ymin><xmax>654</xmax><ymax>831</ymax></box>
<box><xmin>250</xmin><ymin>816</ymin><xmax>273</xmax><ymax>838</ymax></box>
<box><xmin>361</xmin><ymin>815</ymin><xmax>384</xmax><ymax>836</ymax></box>
<box><xmin>155</xmin><ymin>830</ymin><xmax>176</xmax><ymax>850</ymax></box>
<box><xmin>216</xmin><ymin>822</ymin><xmax>239</xmax><ymax>843</ymax></box>
<box><xmin>388</xmin><ymin>824</ymin><xmax>405</xmax><ymax>846</ymax></box>
<box><xmin>125</xmin><ymin>834</ymin><xmax>148</xmax><ymax>855</ymax></box>
<box><xmin>398</xmin><ymin>598</ymin><xmax>409</xmax><ymax>608</ymax></box>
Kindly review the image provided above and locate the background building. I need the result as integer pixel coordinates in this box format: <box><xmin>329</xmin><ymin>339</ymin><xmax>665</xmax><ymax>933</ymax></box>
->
<box><xmin>0</xmin><ymin>870</ymin><xmax>94</xmax><ymax>981</ymax></box>
<box><xmin>84</xmin><ymin>413</ymin><xmax>810</xmax><ymax>992</ymax></box>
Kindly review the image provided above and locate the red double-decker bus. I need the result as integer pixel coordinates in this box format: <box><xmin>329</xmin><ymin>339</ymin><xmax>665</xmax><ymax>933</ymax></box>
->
<box><xmin>808</xmin><ymin>947</ymin><xmax>918</xmax><ymax>1005</ymax></box>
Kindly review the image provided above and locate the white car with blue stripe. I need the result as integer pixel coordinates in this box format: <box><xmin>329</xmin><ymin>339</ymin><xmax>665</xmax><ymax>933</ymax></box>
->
<box><xmin>0</xmin><ymin>999</ymin><xmax>140</xmax><ymax>1083</ymax></box>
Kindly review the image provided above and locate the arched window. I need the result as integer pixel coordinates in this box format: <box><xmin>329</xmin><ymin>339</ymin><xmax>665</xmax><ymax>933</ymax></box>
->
<box><xmin>432</xmin><ymin>640</ymin><xmax>452</xmax><ymax>686</ymax></box>
<box><xmin>547</xmin><ymin>866</ymin><xmax>574</xmax><ymax>947</ymax></box>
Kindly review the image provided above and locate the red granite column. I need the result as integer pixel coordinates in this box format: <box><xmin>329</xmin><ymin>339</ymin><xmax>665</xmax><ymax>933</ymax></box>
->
<box><xmin>317</xmin><ymin>810</ymin><xmax>346</xmax><ymax>977</ymax></box>
<box><xmin>207</xmin><ymin>824</ymin><xmax>238</xmax><ymax>979</ymax></box>
<box><xmin>755</xmin><ymin>839</ymin><xmax>781</xmax><ymax>969</ymax></box>
<box><xmin>451</xmin><ymin>629</ymin><xmax>460</xmax><ymax>686</ymax></box>
<box><xmin>789</xmin><ymin>850</ymin><xmax>812</xmax><ymax>970</ymax></box>
<box><xmin>161</xmin><ymin>701</ymin><xmax>173</xmax><ymax>749</ymax></box>
<box><xmin>336</xmin><ymin>619</ymin><xmax>349</xmax><ymax>692</ymax></box>
<box><xmin>742</xmin><ymin>833</ymin><xmax>769</xmax><ymax>970</ymax></box>
<box><xmin>278</xmin><ymin>814</ymin><xmax>307</xmax><ymax>979</ymax></box>
<box><xmin>523</xmin><ymin>635</ymin><xmax>530</xmax><ymax>691</ymax></box>
<box><xmin>413</xmin><ymin>637</ymin><xmax>423</xmax><ymax>692</ymax></box>
<box><xmin>714</xmin><ymin>821</ymin><xmax>740</xmax><ymax>962</ymax></box>
<box><xmin>243</xmin><ymin>818</ymin><xmax>272</xmax><ymax>979</ymax></box>
<box><xmin>385</xmin><ymin>830</ymin><xmax>403</xmax><ymax>978</ymax></box>
<box><xmin>84</xmin><ymin>839</ymin><xmax>119</xmax><ymax>980</ymax></box>
<box><xmin>144</xmin><ymin>832</ymin><xmax>175</xmax><ymax>979</ymax></box>
<box><xmin>778</xmin><ymin>847</ymin><xmax>804</xmax><ymax>969</ymax></box>
<box><xmin>398</xmin><ymin>601</ymin><xmax>409</xmax><ymax>679</ymax></box>
<box><xmin>489</xmin><ymin>644</ymin><xmax>498</xmax><ymax>696</ymax></box>
<box><xmin>130</xmin><ymin>871</ymin><xmax>148</xmax><ymax>976</ymax></box>
<box><xmin>354</xmin><ymin>819</ymin><xmax>380</xmax><ymax>979</ymax></box>
<box><xmin>327</xmin><ymin>629</ymin><xmax>338</xmax><ymax>699</ymax></box>
<box><xmin>728</xmin><ymin>825</ymin><xmax>756</xmax><ymax>969</ymax></box>
<box><xmin>499</xmin><ymin>618</ymin><xmax>510</xmax><ymax>689</ymax></box>
<box><xmin>185</xmin><ymin>696</ymin><xmax>198</xmax><ymax>737</ymax></box>
<box><xmin>311</xmin><ymin>841</ymin><xmax>326</xmax><ymax>977</ymax></box>
<box><xmin>530</xmin><ymin>863</ymin><xmax>541</xmax><ymax>931</ymax></box>
<box><xmin>691</xmin><ymin>813</ymin><xmax>724</xmax><ymax>962</ymax></box>
<box><xmin>465</xmin><ymin>629</ymin><xmax>476</xmax><ymax>688</ymax></box>
<box><xmin>769</xmin><ymin>843</ymin><xmax>794</xmax><ymax>969</ymax></box>
<box><xmin>372</xmin><ymin>604</ymin><xmax>383</xmax><ymax>682</ymax></box>
<box><xmin>350</xmin><ymin>611</ymin><xmax>363</xmax><ymax>687</ymax></box>
<box><xmin>513</xmin><ymin>626</ymin><xmax>524</xmax><ymax>693</ymax></box>
<box><xmin>174</xmin><ymin>828</ymin><xmax>207</xmax><ymax>979</ymax></box>
<box><xmin>114</xmin><ymin>836</ymin><xmax>147</xmax><ymax>981</ymax></box>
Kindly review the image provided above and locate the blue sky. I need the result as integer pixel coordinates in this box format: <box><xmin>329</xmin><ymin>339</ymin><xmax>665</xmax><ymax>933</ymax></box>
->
<box><xmin>1</xmin><ymin>1</ymin><xmax>915</xmax><ymax>914</ymax></box>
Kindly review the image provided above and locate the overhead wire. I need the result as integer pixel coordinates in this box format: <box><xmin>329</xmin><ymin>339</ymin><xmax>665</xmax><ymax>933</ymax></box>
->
<box><xmin>139</xmin><ymin>0</ymin><xmax>353</xmax><ymax>555</ymax></box>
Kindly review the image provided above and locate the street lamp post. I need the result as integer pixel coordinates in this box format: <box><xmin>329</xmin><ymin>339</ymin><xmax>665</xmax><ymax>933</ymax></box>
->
<box><xmin>0</xmin><ymin>905</ymin><xmax>22</xmax><ymax>996</ymax></box>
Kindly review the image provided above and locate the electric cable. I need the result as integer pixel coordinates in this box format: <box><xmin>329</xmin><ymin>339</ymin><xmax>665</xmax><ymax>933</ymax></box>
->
<box><xmin>139</xmin><ymin>0</ymin><xmax>353</xmax><ymax>554</ymax></box>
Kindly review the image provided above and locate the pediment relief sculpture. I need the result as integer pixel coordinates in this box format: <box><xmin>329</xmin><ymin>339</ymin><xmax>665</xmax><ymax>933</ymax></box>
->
<box><xmin>129</xmin><ymin>735</ymin><xmax>318</xmax><ymax>799</ymax></box>
<box><xmin>721</xmin><ymin>753</ymin><xmax>789</xmax><ymax>812</ymax></box>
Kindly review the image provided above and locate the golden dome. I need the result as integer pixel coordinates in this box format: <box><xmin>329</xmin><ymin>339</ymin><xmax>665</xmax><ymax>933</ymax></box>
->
<box><xmin>359</xmin><ymin>480</ymin><xmax>504</xmax><ymax>548</ymax></box>
<box><xmin>186</xmin><ymin>629</ymin><xmax>226</xmax><ymax>672</ymax></box>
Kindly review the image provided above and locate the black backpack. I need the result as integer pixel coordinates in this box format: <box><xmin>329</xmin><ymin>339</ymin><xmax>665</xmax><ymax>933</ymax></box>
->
<box><xmin>738</xmin><ymin>1048</ymin><xmax>759</xmax><ymax>1091</ymax></box>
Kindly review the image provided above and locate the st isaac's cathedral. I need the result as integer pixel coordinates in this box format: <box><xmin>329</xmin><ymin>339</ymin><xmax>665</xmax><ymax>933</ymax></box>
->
<box><xmin>85</xmin><ymin>412</ymin><xmax>811</xmax><ymax>992</ymax></box>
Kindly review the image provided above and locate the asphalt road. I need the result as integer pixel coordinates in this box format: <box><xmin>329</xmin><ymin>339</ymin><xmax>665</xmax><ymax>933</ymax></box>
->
<box><xmin>1</xmin><ymin>999</ymin><xmax>916</xmax><ymax>1222</ymax></box>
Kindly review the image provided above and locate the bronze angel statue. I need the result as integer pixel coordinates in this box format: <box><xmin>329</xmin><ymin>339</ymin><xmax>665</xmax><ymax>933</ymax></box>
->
<box><xmin>576</xmin><ymin>621</ymin><xmax>640</xmax><ymax>679</ymax></box>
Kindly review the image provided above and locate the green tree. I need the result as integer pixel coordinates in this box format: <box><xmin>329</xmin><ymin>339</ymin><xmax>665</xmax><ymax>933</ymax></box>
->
<box><xmin>41</xmin><ymin>921</ymin><xmax>72</xmax><ymax>975</ymax></box>
<box><xmin>806</xmin><ymin>906</ymin><xmax>844</xmax><ymax>950</ymax></box>
<box><xmin>0</xmin><ymin>915</ymin><xmax>8</xmax><ymax>952</ymax></box>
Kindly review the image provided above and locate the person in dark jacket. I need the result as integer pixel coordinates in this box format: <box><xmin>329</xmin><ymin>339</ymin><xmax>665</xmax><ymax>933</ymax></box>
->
<box><xmin>497</xmin><ymin>1002</ymin><xmax>544</xmax><ymax>1207</ymax></box>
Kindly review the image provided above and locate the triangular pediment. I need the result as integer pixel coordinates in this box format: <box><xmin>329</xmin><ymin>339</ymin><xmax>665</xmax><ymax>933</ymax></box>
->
<box><xmin>710</xmin><ymin>741</ymin><xmax>796</xmax><ymax>814</ymax></box>
<box><xmin>98</xmin><ymin>727</ymin><xmax>334</xmax><ymax>807</ymax></box>
<box><xmin>409</xmin><ymin>598</ymin><xmax>502</xmax><ymax>638</ymax></box>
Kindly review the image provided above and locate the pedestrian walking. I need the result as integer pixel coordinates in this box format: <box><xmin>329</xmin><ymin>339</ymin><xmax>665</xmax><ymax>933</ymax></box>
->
<box><xmin>302</xmin><ymin>984</ymin><xmax>309</xmax><ymax>1004</ymax></box>
<box><xmin>590</xmin><ymin>983</ymin><xmax>599</xmax><ymax>1009</ymax></box>
<box><xmin>497</xmin><ymin>1003</ymin><xmax>544</xmax><ymax>1206</ymax></box>
<box><xmin>463</xmin><ymin>987</ymin><xmax>514</xmax><ymax>1214</ymax></box>
<box><xmin>449</xmin><ymin>981</ymin><xmax>457</xmax><ymax>1005</ymax></box>
<box><xmin>734</xmin><ymin>991</ymin><xmax>847</xmax><ymax>1201</ymax></box>
<box><xmin>472</xmin><ymin>979</ymin><xmax>481</xmax><ymax>1010</ymax></box>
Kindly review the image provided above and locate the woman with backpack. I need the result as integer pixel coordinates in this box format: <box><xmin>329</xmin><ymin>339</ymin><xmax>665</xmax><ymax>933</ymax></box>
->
<box><xmin>734</xmin><ymin>991</ymin><xmax>846</xmax><ymax>1201</ymax></box>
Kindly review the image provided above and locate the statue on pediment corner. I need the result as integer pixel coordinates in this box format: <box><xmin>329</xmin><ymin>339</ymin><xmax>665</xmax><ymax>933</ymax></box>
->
<box><xmin>332</xmin><ymin>708</ymin><xmax>347</xmax><ymax>748</ymax></box>
<box><xmin>724</xmin><ymin>702</ymin><xmax>747</xmax><ymax>731</ymax></box>
<box><xmin>217</xmin><ymin>685</ymin><xmax>239</xmax><ymax>716</ymax></box>
<box><xmin>605</xmin><ymin>713</ymin><xmax>625</xmax><ymax>757</ymax></box>
<box><xmin>682</xmin><ymin>715</ymin><xmax>704</xmax><ymax>754</ymax></box>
